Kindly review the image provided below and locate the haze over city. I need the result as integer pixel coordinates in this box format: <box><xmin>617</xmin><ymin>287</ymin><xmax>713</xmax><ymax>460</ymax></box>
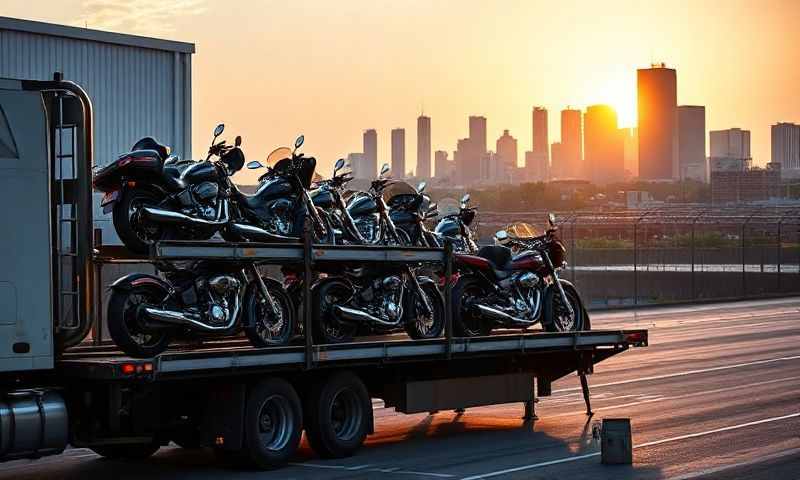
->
<box><xmin>3</xmin><ymin>0</ymin><xmax>800</xmax><ymax>182</ymax></box>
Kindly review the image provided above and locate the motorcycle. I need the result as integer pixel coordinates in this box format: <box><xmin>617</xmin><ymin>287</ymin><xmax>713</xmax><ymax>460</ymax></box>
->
<box><xmin>230</xmin><ymin>135</ymin><xmax>334</xmax><ymax>244</ymax></box>
<box><xmin>346</xmin><ymin>164</ymin><xmax>411</xmax><ymax>245</ymax></box>
<box><xmin>310</xmin><ymin>264</ymin><xmax>445</xmax><ymax>344</ymax></box>
<box><xmin>93</xmin><ymin>124</ymin><xmax>246</xmax><ymax>254</ymax></box>
<box><xmin>450</xmin><ymin>214</ymin><xmax>588</xmax><ymax>337</ymax></box>
<box><xmin>309</xmin><ymin>158</ymin><xmax>365</xmax><ymax>245</ymax></box>
<box><xmin>387</xmin><ymin>181</ymin><xmax>441</xmax><ymax>247</ymax></box>
<box><xmin>434</xmin><ymin>193</ymin><xmax>479</xmax><ymax>254</ymax></box>
<box><xmin>107</xmin><ymin>261</ymin><xmax>295</xmax><ymax>358</ymax></box>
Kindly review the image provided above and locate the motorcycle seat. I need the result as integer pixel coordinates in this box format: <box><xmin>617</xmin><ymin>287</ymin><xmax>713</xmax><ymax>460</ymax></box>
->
<box><xmin>131</xmin><ymin>136</ymin><xmax>170</xmax><ymax>160</ymax></box>
<box><xmin>477</xmin><ymin>245</ymin><xmax>513</xmax><ymax>280</ymax></box>
<box><xmin>232</xmin><ymin>188</ymin><xmax>263</xmax><ymax>211</ymax></box>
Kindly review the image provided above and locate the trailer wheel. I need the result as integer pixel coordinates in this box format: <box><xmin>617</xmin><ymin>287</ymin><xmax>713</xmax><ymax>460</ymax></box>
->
<box><xmin>242</xmin><ymin>378</ymin><xmax>303</xmax><ymax>469</ymax></box>
<box><xmin>90</xmin><ymin>441</ymin><xmax>160</xmax><ymax>460</ymax></box>
<box><xmin>305</xmin><ymin>371</ymin><xmax>371</xmax><ymax>458</ymax></box>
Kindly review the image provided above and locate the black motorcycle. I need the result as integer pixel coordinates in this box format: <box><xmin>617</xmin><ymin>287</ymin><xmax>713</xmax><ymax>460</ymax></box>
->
<box><xmin>311</xmin><ymin>264</ymin><xmax>444</xmax><ymax>344</ymax></box>
<box><xmin>434</xmin><ymin>193</ymin><xmax>479</xmax><ymax>253</ymax></box>
<box><xmin>387</xmin><ymin>181</ymin><xmax>441</xmax><ymax>247</ymax></box>
<box><xmin>107</xmin><ymin>261</ymin><xmax>294</xmax><ymax>358</ymax></box>
<box><xmin>450</xmin><ymin>216</ymin><xmax>587</xmax><ymax>337</ymax></box>
<box><xmin>232</xmin><ymin>136</ymin><xmax>333</xmax><ymax>244</ymax></box>
<box><xmin>309</xmin><ymin>158</ymin><xmax>366</xmax><ymax>245</ymax></box>
<box><xmin>93</xmin><ymin>124</ymin><xmax>246</xmax><ymax>254</ymax></box>
<box><xmin>346</xmin><ymin>164</ymin><xmax>410</xmax><ymax>245</ymax></box>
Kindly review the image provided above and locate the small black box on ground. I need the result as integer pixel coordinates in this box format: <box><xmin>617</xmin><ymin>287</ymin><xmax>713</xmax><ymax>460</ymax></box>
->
<box><xmin>601</xmin><ymin>418</ymin><xmax>632</xmax><ymax>464</ymax></box>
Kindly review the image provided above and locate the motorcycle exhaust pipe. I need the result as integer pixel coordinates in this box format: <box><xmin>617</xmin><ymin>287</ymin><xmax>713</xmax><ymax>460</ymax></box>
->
<box><xmin>228</xmin><ymin>223</ymin><xmax>300</xmax><ymax>243</ymax></box>
<box><xmin>473</xmin><ymin>304</ymin><xmax>535</xmax><ymax>326</ymax></box>
<box><xmin>140</xmin><ymin>207</ymin><xmax>229</xmax><ymax>228</ymax></box>
<box><xmin>333</xmin><ymin>305</ymin><xmax>398</xmax><ymax>327</ymax></box>
<box><xmin>141</xmin><ymin>299</ymin><xmax>240</xmax><ymax>332</ymax></box>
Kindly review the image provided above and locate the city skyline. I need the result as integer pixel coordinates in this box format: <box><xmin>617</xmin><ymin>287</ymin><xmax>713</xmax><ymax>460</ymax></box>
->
<box><xmin>2</xmin><ymin>1</ymin><xmax>798</xmax><ymax>181</ymax></box>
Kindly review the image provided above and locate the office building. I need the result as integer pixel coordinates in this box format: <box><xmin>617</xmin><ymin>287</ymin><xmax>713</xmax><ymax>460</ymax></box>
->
<box><xmin>771</xmin><ymin>123</ymin><xmax>800</xmax><ymax>177</ymax></box>
<box><xmin>584</xmin><ymin>104</ymin><xmax>624</xmax><ymax>184</ymax></box>
<box><xmin>455</xmin><ymin>137</ymin><xmax>480</xmax><ymax>185</ymax></box>
<box><xmin>496</xmin><ymin>129</ymin><xmax>518</xmax><ymax>172</ymax></box>
<box><xmin>551</xmin><ymin>141</ymin><xmax>565</xmax><ymax>178</ymax></box>
<box><xmin>391</xmin><ymin>128</ymin><xmax>405</xmax><ymax>178</ymax></box>
<box><xmin>561</xmin><ymin>108</ymin><xmax>582</xmax><ymax>178</ymax></box>
<box><xmin>637</xmin><ymin>64</ymin><xmax>678</xmax><ymax>180</ymax></box>
<box><xmin>709</xmin><ymin>128</ymin><xmax>751</xmax><ymax>171</ymax></box>
<box><xmin>525</xmin><ymin>150</ymin><xmax>549</xmax><ymax>182</ymax></box>
<box><xmin>416</xmin><ymin>115</ymin><xmax>431</xmax><ymax>179</ymax></box>
<box><xmin>532</xmin><ymin>106</ymin><xmax>549</xmax><ymax>163</ymax></box>
<box><xmin>711</xmin><ymin>163</ymin><xmax>782</xmax><ymax>205</ymax></box>
<box><xmin>434</xmin><ymin>150</ymin><xmax>454</xmax><ymax>181</ymax></box>
<box><xmin>677</xmin><ymin>106</ymin><xmax>706</xmax><ymax>182</ymax></box>
<box><xmin>357</xmin><ymin>129</ymin><xmax>377</xmax><ymax>179</ymax></box>
<box><xmin>622</xmin><ymin>127</ymin><xmax>638</xmax><ymax>178</ymax></box>
<box><xmin>469</xmin><ymin>116</ymin><xmax>487</xmax><ymax>155</ymax></box>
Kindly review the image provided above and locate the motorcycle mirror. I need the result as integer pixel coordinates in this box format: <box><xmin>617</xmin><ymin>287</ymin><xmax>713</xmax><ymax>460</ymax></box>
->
<box><xmin>461</xmin><ymin>193</ymin><xmax>471</xmax><ymax>204</ymax></box>
<box><xmin>427</xmin><ymin>202</ymin><xmax>438</xmax><ymax>212</ymax></box>
<box><xmin>417</xmin><ymin>181</ymin><xmax>427</xmax><ymax>193</ymax></box>
<box><xmin>213</xmin><ymin>123</ymin><xmax>225</xmax><ymax>138</ymax></box>
<box><xmin>380</xmin><ymin>163</ymin><xmax>390</xmax><ymax>176</ymax></box>
<box><xmin>246</xmin><ymin>160</ymin><xmax>264</xmax><ymax>170</ymax></box>
<box><xmin>235</xmin><ymin>135</ymin><xmax>242</xmax><ymax>147</ymax></box>
<box><xmin>294</xmin><ymin>135</ymin><xmax>305</xmax><ymax>149</ymax></box>
<box><xmin>334</xmin><ymin>158</ymin><xmax>345</xmax><ymax>172</ymax></box>
<box><xmin>548</xmin><ymin>212</ymin><xmax>556</xmax><ymax>226</ymax></box>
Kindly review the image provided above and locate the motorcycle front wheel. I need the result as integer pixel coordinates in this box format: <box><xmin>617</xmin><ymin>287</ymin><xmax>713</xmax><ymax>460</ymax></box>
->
<box><xmin>243</xmin><ymin>279</ymin><xmax>295</xmax><ymax>347</ymax></box>
<box><xmin>543</xmin><ymin>282</ymin><xmax>586</xmax><ymax>332</ymax></box>
<box><xmin>404</xmin><ymin>282</ymin><xmax>444</xmax><ymax>339</ymax></box>
<box><xmin>113</xmin><ymin>188</ymin><xmax>166</xmax><ymax>255</ymax></box>
<box><xmin>107</xmin><ymin>284</ymin><xmax>173</xmax><ymax>358</ymax></box>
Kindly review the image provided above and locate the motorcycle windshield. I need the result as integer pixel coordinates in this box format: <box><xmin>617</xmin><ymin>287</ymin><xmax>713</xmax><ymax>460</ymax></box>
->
<box><xmin>266</xmin><ymin>146</ymin><xmax>292</xmax><ymax>168</ymax></box>
<box><xmin>383</xmin><ymin>181</ymin><xmax>419</xmax><ymax>208</ymax></box>
<box><xmin>505</xmin><ymin>222</ymin><xmax>540</xmax><ymax>239</ymax></box>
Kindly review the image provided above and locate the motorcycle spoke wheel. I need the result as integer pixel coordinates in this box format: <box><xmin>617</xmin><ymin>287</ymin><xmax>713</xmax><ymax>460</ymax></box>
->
<box><xmin>246</xmin><ymin>282</ymin><xmax>293</xmax><ymax>347</ymax></box>
<box><xmin>122</xmin><ymin>293</ymin><xmax>164</xmax><ymax>348</ymax></box>
<box><xmin>318</xmin><ymin>285</ymin><xmax>357</xmax><ymax>343</ymax></box>
<box><xmin>550</xmin><ymin>288</ymin><xmax>582</xmax><ymax>332</ymax></box>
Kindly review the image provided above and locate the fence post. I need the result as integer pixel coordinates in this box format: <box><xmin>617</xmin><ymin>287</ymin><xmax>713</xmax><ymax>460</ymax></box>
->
<box><xmin>777</xmin><ymin>220</ymin><xmax>783</xmax><ymax>292</ymax></box>
<box><xmin>571</xmin><ymin>216</ymin><xmax>576</xmax><ymax>283</ymax></box>
<box><xmin>633</xmin><ymin>221</ymin><xmax>638</xmax><ymax>306</ymax></box>
<box><xmin>741</xmin><ymin>221</ymin><xmax>746</xmax><ymax>298</ymax></box>
<box><xmin>690</xmin><ymin>221</ymin><xmax>695</xmax><ymax>300</ymax></box>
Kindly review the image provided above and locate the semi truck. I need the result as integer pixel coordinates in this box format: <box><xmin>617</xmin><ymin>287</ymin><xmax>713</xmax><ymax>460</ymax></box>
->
<box><xmin>0</xmin><ymin>76</ymin><xmax>647</xmax><ymax>469</ymax></box>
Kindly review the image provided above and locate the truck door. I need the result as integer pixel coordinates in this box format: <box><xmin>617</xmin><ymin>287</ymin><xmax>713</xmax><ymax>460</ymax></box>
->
<box><xmin>0</xmin><ymin>80</ymin><xmax>54</xmax><ymax>372</ymax></box>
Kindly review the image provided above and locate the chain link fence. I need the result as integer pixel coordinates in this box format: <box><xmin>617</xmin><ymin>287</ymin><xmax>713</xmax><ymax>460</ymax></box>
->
<box><xmin>476</xmin><ymin>207</ymin><xmax>800</xmax><ymax>309</ymax></box>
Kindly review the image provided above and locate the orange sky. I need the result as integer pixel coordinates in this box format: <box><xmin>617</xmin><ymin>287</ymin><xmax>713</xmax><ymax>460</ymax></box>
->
<box><xmin>3</xmin><ymin>0</ymin><xmax>800</xmax><ymax>183</ymax></box>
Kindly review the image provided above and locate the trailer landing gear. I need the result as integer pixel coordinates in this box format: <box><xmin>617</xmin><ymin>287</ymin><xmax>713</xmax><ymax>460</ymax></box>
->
<box><xmin>580</xmin><ymin>373</ymin><xmax>593</xmax><ymax>416</ymax></box>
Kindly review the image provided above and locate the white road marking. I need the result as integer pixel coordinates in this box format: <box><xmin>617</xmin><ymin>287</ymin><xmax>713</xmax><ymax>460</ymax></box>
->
<box><xmin>546</xmin><ymin>375</ymin><xmax>800</xmax><ymax>418</ymax></box>
<box><xmin>460</xmin><ymin>412</ymin><xmax>800</xmax><ymax>479</ymax></box>
<box><xmin>664</xmin><ymin>447</ymin><xmax>800</xmax><ymax>479</ymax></box>
<box><xmin>552</xmin><ymin>354</ymin><xmax>800</xmax><ymax>393</ymax></box>
<box><xmin>290</xmin><ymin>462</ymin><xmax>455</xmax><ymax>478</ymax></box>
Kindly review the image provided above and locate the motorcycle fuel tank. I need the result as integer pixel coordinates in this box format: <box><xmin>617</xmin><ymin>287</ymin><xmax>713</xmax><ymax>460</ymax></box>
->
<box><xmin>389</xmin><ymin>209</ymin><xmax>415</xmax><ymax>227</ymax></box>
<box><xmin>347</xmin><ymin>194</ymin><xmax>378</xmax><ymax>217</ymax></box>
<box><xmin>181</xmin><ymin>161</ymin><xmax>220</xmax><ymax>184</ymax></box>
<box><xmin>511</xmin><ymin>250</ymin><xmax>546</xmax><ymax>272</ymax></box>
<box><xmin>310</xmin><ymin>188</ymin><xmax>335</xmax><ymax>210</ymax></box>
<box><xmin>254</xmin><ymin>177</ymin><xmax>294</xmax><ymax>203</ymax></box>
<box><xmin>435</xmin><ymin>217</ymin><xmax>460</xmax><ymax>238</ymax></box>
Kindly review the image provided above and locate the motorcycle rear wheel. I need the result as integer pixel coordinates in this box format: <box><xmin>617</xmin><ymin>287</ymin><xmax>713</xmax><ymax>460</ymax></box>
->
<box><xmin>113</xmin><ymin>188</ymin><xmax>165</xmax><ymax>255</ymax></box>
<box><xmin>451</xmin><ymin>276</ymin><xmax>493</xmax><ymax>337</ymax></box>
<box><xmin>107</xmin><ymin>284</ymin><xmax>173</xmax><ymax>358</ymax></box>
<box><xmin>312</xmin><ymin>280</ymin><xmax>359</xmax><ymax>344</ymax></box>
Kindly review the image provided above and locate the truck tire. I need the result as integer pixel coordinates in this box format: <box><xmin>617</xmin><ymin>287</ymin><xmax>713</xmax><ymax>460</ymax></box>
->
<box><xmin>304</xmin><ymin>371</ymin><xmax>371</xmax><ymax>458</ymax></box>
<box><xmin>242</xmin><ymin>378</ymin><xmax>303</xmax><ymax>469</ymax></box>
<box><xmin>90</xmin><ymin>442</ymin><xmax>160</xmax><ymax>460</ymax></box>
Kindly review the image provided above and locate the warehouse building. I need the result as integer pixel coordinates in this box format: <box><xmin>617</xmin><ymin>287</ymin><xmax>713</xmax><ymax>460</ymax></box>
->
<box><xmin>0</xmin><ymin>16</ymin><xmax>194</xmax><ymax>240</ymax></box>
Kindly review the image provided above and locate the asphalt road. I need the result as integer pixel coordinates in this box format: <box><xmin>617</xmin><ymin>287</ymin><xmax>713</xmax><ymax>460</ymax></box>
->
<box><xmin>4</xmin><ymin>297</ymin><xmax>800</xmax><ymax>479</ymax></box>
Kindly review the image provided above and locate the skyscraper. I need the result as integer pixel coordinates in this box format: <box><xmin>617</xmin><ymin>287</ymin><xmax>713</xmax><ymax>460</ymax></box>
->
<box><xmin>416</xmin><ymin>115</ymin><xmax>431</xmax><ymax>179</ymax></box>
<box><xmin>434</xmin><ymin>150</ymin><xmax>453</xmax><ymax>180</ymax></box>
<box><xmin>532</xmin><ymin>106</ymin><xmax>549</xmax><ymax>161</ymax></box>
<box><xmin>637</xmin><ymin>64</ymin><xmax>678</xmax><ymax>180</ymax></box>
<box><xmin>584</xmin><ymin>104</ymin><xmax>623</xmax><ymax>184</ymax></box>
<box><xmin>709</xmin><ymin>128</ymin><xmax>751</xmax><ymax>171</ymax></box>
<box><xmin>455</xmin><ymin>137</ymin><xmax>480</xmax><ymax>185</ymax></box>
<box><xmin>361</xmin><ymin>129</ymin><xmax>377</xmax><ymax>179</ymax></box>
<box><xmin>469</xmin><ymin>116</ymin><xmax>487</xmax><ymax>155</ymax></box>
<box><xmin>771</xmin><ymin>123</ymin><xmax>800</xmax><ymax>173</ymax></box>
<box><xmin>622</xmin><ymin>127</ymin><xmax>638</xmax><ymax>178</ymax></box>
<box><xmin>551</xmin><ymin>141</ymin><xmax>564</xmax><ymax>178</ymax></box>
<box><xmin>347</xmin><ymin>152</ymin><xmax>366</xmax><ymax>179</ymax></box>
<box><xmin>391</xmin><ymin>128</ymin><xmax>406</xmax><ymax>178</ymax></box>
<box><xmin>525</xmin><ymin>150</ymin><xmax>549</xmax><ymax>182</ymax></box>
<box><xmin>496</xmin><ymin>129</ymin><xmax>518</xmax><ymax>173</ymax></box>
<box><xmin>677</xmin><ymin>106</ymin><xmax>706</xmax><ymax>182</ymax></box>
<box><xmin>560</xmin><ymin>108</ymin><xmax>582</xmax><ymax>178</ymax></box>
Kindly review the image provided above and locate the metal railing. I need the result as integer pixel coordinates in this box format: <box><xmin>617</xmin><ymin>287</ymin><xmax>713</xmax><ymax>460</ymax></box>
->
<box><xmin>475</xmin><ymin>207</ymin><xmax>800</xmax><ymax>309</ymax></box>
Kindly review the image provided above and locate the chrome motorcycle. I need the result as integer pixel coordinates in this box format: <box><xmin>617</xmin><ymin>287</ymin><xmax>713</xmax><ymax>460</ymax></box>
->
<box><xmin>107</xmin><ymin>261</ymin><xmax>294</xmax><ymax>358</ymax></box>
<box><xmin>450</xmin><ymin>215</ymin><xmax>588</xmax><ymax>337</ymax></box>
<box><xmin>346</xmin><ymin>164</ymin><xmax>411</xmax><ymax>245</ymax></box>
<box><xmin>434</xmin><ymin>193</ymin><xmax>479</xmax><ymax>253</ymax></box>
<box><xmin>387</xmin><ymin>181</ymin><xmax>441</xmax><ymax>247</ymax></box>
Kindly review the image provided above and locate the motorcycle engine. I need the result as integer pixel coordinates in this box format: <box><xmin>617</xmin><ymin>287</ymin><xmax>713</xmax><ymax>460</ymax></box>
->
<box><xmin>201</xmin><ymin>275</ymin><xmax>241</xmax><ymax>326</ymax></box>
<box><xmin>177</xmin><ymin>181</ymin><xmax>219</xmax><ymax>220</ymax></box>
<box><xmin>510</xmin><ymin>272</ymin><xmax>541</xmax><ymax>318</ymax></box>
<box><xmin>354</xmin><ymin>214</ymin><xmax>380</xmax><ymax>243</ymax></box>
<box><xmin>360</xmin><ymin>275</ymin><xmax>403</xmax><ymax>322</ymax></box>
<box><xmin>264</xmin><ymin>199</ymin><xmax>294</xmax><ymax>235</ymax></box>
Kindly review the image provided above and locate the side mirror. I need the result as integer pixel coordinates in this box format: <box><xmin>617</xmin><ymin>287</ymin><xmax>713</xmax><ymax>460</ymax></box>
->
<box><xmin>461</xmin><ymin>193</ymin><xmax>471</xmax><ymax>204</ymax></box>
<box><xmin>294</xmin><ymin>135</ymin><xmax>305</xmax><ymax>149</ymax></box>
<box><xmin>380</xmin><ymin>163</ymin><xmax>390</xmax><ymax>176</ymax></box>
<box><xmin>548</xmin><ymin>213</ymin><xmax>556</xmax><ymax>227</ymax></box>
<box><xmin>334</xmin><ymin>158</ymin><xmax>345</xmax><ymax>173</ymax></box>
<box><xmin>495</xmin><ymin>230</ymin><xmax>509</xmax><ymax>244</ymax></box>
<box><xmin>427</xmin><ymin>202</ymin><xmax>438</xmax><ymax>212</ymax></box>
<box><xmin>235</xmin><ymin>135</ymin><xmax>242</xmax><ymax>147</ymax></box>
<box><xmin>246</xmin><ymin>160</ymin><xmax>264</xmax><ymax>170</ymax></box>
<box><xmin>213</xmin><ymin>124</ymin><xmax>225</xmax><ymax>138</ymax></box>
<box><xmin>417</xmin><ymin>181</ymin><xmax>427</xmax><ymax>193</ymax></box>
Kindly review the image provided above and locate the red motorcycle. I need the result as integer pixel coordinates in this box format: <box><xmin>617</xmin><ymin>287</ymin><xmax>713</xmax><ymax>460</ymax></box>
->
<box><xmin>450</xmin><ymin>215</ymin><xmax>588</xmax><ymax>337</ymax></box>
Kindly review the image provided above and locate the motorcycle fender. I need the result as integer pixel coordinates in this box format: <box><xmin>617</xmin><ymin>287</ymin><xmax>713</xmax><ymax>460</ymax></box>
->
<box><xmin>100</xmin><ymin>190</ymin><xmax>120</xmax><ymax>214</ymax></box>
<box><xmin>109</xmin><ymin>273</ymin><xmax>171</xmax><ymax>293</ymax></box>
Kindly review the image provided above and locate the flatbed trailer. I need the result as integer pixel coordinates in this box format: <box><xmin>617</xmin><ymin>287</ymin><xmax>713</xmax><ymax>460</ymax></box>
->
<box><xmin>0</xmin><ymin>75</ymin><xmax>647</xmax><ymax>470</ymax></box>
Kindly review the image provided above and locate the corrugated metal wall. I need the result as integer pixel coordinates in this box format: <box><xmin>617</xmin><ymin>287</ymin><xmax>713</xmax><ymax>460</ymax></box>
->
<box><xmin>0</xmin><ymin>28</ymin><xmax>192</xmax><ymax>163</ymax></box>
<box><xmin>0</xmin><ymin>27</ymin><xmax>192</xmax><ymax>243</ymax></box>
